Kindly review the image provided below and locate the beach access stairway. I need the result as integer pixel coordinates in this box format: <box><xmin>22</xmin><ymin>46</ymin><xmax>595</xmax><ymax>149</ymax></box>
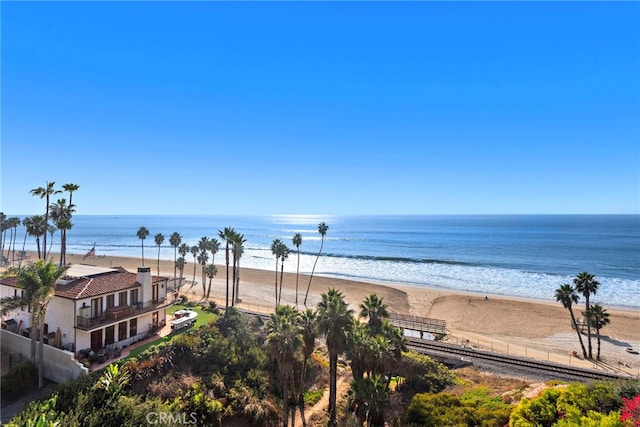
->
<box><xmin>387</xmin><ymin>312</ymin><xmax>447</xmax><ymax>336</ymax></box>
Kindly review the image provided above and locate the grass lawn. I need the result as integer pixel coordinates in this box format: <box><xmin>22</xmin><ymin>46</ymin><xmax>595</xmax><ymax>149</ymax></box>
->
<box><xmin>122</xmin><ymin>304</ymin><xmax>218</xmax><ymax>362</ymax></box>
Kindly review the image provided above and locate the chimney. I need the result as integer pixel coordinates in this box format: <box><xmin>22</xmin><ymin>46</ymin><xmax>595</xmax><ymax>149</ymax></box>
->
<box><xmin>137</xmin><ymin>267</ymin><xmax>152</xmax><ymax>303</ymax></box>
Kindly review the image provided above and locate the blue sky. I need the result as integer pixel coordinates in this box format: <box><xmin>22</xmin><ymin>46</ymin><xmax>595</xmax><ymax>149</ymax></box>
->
<box><xmin>1</xmin><ymin>1</ymin><xmax>639</xmax><ymax>215</ymax></box>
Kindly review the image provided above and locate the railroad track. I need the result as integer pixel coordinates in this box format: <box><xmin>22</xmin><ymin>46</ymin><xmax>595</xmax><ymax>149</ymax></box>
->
<box><xmin>238</xmin><ymin>308</ymin><xmax>632</xmax><ymax>382</ymax></box>
<box><xmin>407</xmin><ymin>337</ymin><xmax>631</xmax><ymax>382</ymax></box>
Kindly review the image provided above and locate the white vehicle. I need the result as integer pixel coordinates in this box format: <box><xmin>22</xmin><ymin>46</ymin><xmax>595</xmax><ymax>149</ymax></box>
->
<box><xmin>170</xmin><ymin>309</ymin><xmax>198</xmax><ymax>330</ymax></box>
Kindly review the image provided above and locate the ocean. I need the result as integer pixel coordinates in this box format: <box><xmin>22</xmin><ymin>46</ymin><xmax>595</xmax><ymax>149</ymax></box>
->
<box><xmin>8</xmin><ymin>214</ymin><xmax>640</xmax><ymax>309</ymax></box>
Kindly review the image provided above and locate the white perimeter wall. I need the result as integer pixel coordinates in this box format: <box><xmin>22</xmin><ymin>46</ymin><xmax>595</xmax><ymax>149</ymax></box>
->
<box><xmin>1</xmin><ymin>330</ymin><xmax>88</xmax><ymax>384</ymax></box>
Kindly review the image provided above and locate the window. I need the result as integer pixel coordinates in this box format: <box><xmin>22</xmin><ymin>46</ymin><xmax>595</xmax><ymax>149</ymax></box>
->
<box><xmin>91</xmin><ymin>297</ymin><xmax>103</xmax><ymax>318</ymax></box>
<box><xmin>105</xmin><ymin>326</ymin><xmax>115</xmax><ymax>345</ymax></box>
<box><xmin>119</xmin><ymin>291</ymin><xmax>127</xmax><ymax>306</ymax></box>
<box><xmin>106</xmin><ymin>294</ymin><xmax>115</xmax><ymax>309</ymax></box>
<box><xmin>152</xmin><ymin>284</ymin><xmax>159</xmax><ymax>303</ymax></box>
<box><xmin>129</xmin><ymin>318</ymin><xmax>137</xmax><ymax>337</ymax></box>
<box><xmin>118</xmin><ymin>321</ymin><xmax>127</xmax><ymax>341</ymax></box>
<box><xmin>130</xmin><ymin>289</ymin><xmax>139</xmax><ymax>305</ymax></box>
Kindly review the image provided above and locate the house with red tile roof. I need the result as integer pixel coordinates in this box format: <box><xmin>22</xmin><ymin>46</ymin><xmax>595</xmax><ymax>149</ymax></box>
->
<box><xmin>1</xmin><ymin>264</ymin><xmax>170</xmax><ymax>355</ymax></box>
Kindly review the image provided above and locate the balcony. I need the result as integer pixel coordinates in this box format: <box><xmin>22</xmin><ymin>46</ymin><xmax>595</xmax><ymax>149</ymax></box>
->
<box><xmin>76</xmin><ymin>298</ymin><xmax>169</xmax><ymax>330</ymax></box>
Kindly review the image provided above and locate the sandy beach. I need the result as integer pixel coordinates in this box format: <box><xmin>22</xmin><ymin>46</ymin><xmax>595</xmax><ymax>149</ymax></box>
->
<box><xmin>11</xmin><ymin>251</ymin><xmax>640</xmax><ymax>376</ymax></box>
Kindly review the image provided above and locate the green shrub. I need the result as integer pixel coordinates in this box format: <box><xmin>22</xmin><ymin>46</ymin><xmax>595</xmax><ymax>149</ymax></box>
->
<box><xmin>1</xmin><ymin>360</ymin><xmax>38</xmax><ymax>400</ymax></box>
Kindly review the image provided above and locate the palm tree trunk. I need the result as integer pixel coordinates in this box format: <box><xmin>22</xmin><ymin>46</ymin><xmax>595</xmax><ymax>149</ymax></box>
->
<box><xmin>235</xmin><ymin>261</ymin><xmax>241</xmax><ymax>305</ymax></box>
<box><xmin>295</xmin><ymin>249</ymin><xmax>300</xmax><ymax>308</ymax></box>
<box><xmin>225</xmin><ymin>244</ymin><xmax>230</xmax><ymax>309</ymax></box>
<box><xmin>569</xmin><ymin>309</ymin><xmax>588</xmax><ymax>358</ymax></box>
<box><xmin>231</xmin><ymin>257</ymin><xmax>237</xmax><ymax>306</ymax></box>
<box><xmin>201</xmin><ymin>266</ymin><xmax>207</xmax><ymax>296</ymax></box>
<box><xmin>596</xmin><ymin>329</ymin><xmax>602</xmax><ymax>360</ymax></box>
<box><xmin>279</xmin><ymin>262</ymin><xmax>285</xmax><ymax>306</ymax></box>
<box><xmin>328</xmin><ymin>354</ymin><xmax>338</xmax><ymax>427</ymax></box>
<box><xmin>20</xmin><ymin>232</ymin><xmax>28</xmax><ymax>267</ymax></box>
<box><xmin>283</xmin><ymin>378</ymin><xmax>289</xmax><ymax>427</ymax></box>
<box><xmin>303</xmin><ymin>239</ymin><xmax>324</xmax><ymax>307</ymax></box>
<box><xmin>298</xmin><ymin>356</ymin><xmax>309</xmax><ymax>427</ymax></box>
<box><xmin>38</xmin><ymin>316</ymin><xmax>45</xmax><ymax>387</ymax></box>
<box><xmin>275</xmin><ymin>258</ymin><xmax>280</xmax><ymax>307</ymax></box>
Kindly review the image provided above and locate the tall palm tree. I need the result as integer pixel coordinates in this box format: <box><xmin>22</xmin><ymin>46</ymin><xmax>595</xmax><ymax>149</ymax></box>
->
<box><xmin>169</xmin><ymin>232</ymin><xmax>182</xmax><ymax>290</ymax></box>
<box><xmin>297</xmin><ymin>308</ymin><xmax>317</xmax><ymax>427</ymax></box>
<box><xmin>20</xmin><ymin>217</ymin><xmax>33</xmax><ymax>266</ymax></box>
<box><xmin>1</xmin><ymin>260</ymin><xmax>68</xmax><ymax>387</ymax></box>
<box><xmin>62</xmin><ymin>183</ymin><xmax>80</xmax><ymax>209</ymax></box>
<box><xmin>154</xmin><ymin>233</ymin><xmax>165</xmax><ymax>276</ymax></box>
<box><xmin>206</xmin><ymin>238</ymin><xmax>220</xmax><ymax>299</ymax></box>
<box><xmin>278</xmin><ymin>242</ymin><xmax>291</xmax><ymax>307</ymax></box>
<box><xmin>586</xmin><ymin>304</ymin><xmax>610</xmax><ymax>361</ymax></box>
<box><xmin>26</xmin><ymin>215</ymin><xmax>47</xmax><ymax>259</ymax></box>
<box><xmin>266</xmin><ymin>305</ymin><xmax>302</xmax><ymax>427</ymax></box>
<box><xmin>205</xmin><ymin>264</ymin><xmax>217</xmax><ymax>300</ymax></box>
<box><xmin>175</xmin><ymin>257</ymin><xmax>186</xmax><ymax>292</ymax></box>
<box><xmin>0</xmin><ymin>213</ymin><xmax>6</xmax><ymax>261</ymax></box>
<box><xmin>50</xmin><ymin>199</ymin><xmax>74</xmax><ymax>266</ymax></box>
<box><xmin>136</xmin><ymin>226</ymin><xmax>150</xmax><ymax>266</ymax></box>
<box><xmin>218</xmin><ymin>227</ymin><xmax>236</xmax><ymax>309</ymax></box>
<box><xmin>197</xmin><ymin>249</ymin><xmax>209</xmax><ymax>297</ymax></box>
<box><xmin>30</xmin><ymin>181</ymin><xmax>61</xmax><ymax>260</ymax></box>
<box><xmin>178</xmin><ymin>243</ymin><xmax>189</xmax><ymax>289</ymax></box>
<box><xmin>190</xmin><ymin>245</ymin><xmax>199</xmax><ymax>290</ymax></box>
<box><xmin>573</xmin><ymin>272</ymin><xmax>600</xmax><ymax>359</ymax></box>
<box><xmin>359</xmin><ymin>293</ymin><xmax>389</xmax><ymax>335</ymax></box>
<box><xmin>197</xmin><ymin>237</ymin><xmax>211</xmax><ymax>296</ymax></box>
<box><xmin>292</xmin><ymin>233</ymin><xmax>303</xmax><ymax>308</ymax></box>
<box><xmin>555</xmin><ymin>284</ymin><xmax>587</xmax><ymax>358</ymax></box>
<box><xmin>5</xmin><ymin>217</ymin><xmax>20</xmax><ymax>265</ymax></box>
<box><xmin>317</xmin><ymin>288</ymin><xmax>354</xmax><ymax>427</ymax></box>
<box><xmin>271</xmin><ymin>239</ymin><xmax>284</xmax><ymax>306</ymax></box>
<box><xmin>304</xmin><ymin>222</ymin><xmax>329</xmax><ymax>307</ymax></box>
<box><xmin>231</xmin><ymin>233</ymin><xmax>246</xmax><ymax>306</ymax></box>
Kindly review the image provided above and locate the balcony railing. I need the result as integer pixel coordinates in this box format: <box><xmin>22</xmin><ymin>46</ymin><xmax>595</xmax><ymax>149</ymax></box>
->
<box><xmin>76</xmin><ymin>298</ymin><xmax>169</xmax><ymax>330</ymax></box>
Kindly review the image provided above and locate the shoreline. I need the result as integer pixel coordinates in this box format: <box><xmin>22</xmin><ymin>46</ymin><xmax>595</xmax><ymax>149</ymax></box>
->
<box><xmin>7</xmin><ymin>251</ymin><xmax>640</xmax><ymax>375</ymax></box>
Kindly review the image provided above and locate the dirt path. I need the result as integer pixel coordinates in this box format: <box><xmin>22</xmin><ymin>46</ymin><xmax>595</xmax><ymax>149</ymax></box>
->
<box><xmin>295</xmin><ymin>369</ymin><xmax>352</xmax><ymax>427</ymax></box>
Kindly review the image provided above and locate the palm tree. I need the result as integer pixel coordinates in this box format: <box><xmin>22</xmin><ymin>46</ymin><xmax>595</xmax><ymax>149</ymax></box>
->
<box><xmin>1</xmin><ymin>260</ymin><xmax>68</xmax><ymax>387</ymax></box>
<box><xmin>359</xmin><ymin>293</ymin><xmax>389</xmax><ymax>335</ymax></box>
<box><xmin>233</xmin><ymin>236</ymin><xmax>245</xmax><ymax>305</ymax></box>
<box><xmin>50</xmin><ymin>199</ymin><xmax>74</xmax><ymax>266</ymax></box>
<box><xmin>62</xmin><ymin>183</ymin><xmax>80</xmax><ymax>209</ymax></box>
<box><xmin>266</xmin><ymin>305</ymin><xmax>302</xmax><ymax>427</ymax></box>
<box><xmin>197</xmin><ymin>237</ymin><xmax>211</xmax><ymax>296</ymax></box>
<box><xmin>292</xmin><ymin>233</ymin><xmax>303</xmax><ymax>308</ymax></box>
<box><xmin>0</xmin><ymin>213</ymin><xmax>6</xmax><ymax>261</ymax></box>
<box><xmin>555</xmin><ymin>284</ymin><xmax>587</xmax><ymax>358</ymax></box>
<box><xmin>348</xmin><ymin>374</ymin><xmax>390</xmax><ymax>427</ymax></box>
<box><xmin>30</xmin><ymin>182</ymin><xmax>61</xmax><ymax>260</ymax></box>
<box><xmin>586</xmin><ymin>304</ymin><xmax>610</xmax><ymax>361</ymax></box>
<box><xmin>136</xmin><ymin>226</ymin><xmax>150</xmax><ymax>266</ymax></box>
<box><xmin>26</xmin><ymin>215</ymin><xmax>47</xmax><ymax>259</ymax></box>
<box><xmin>169</xmin><ymin>232</ymin><xmax>182</xmax><ymax>290</ymax></box>
<box><xmin>573</xmin><ymin>272</ymin><xmax>600</xmax><ymax>359</ymax></box>
<box><xmin>317</xmin><ymin>288</ymin><xmax>354</xmax><ymax>427</ymax></box>
<box><xmin>178</xmin><ymin>243</ymin><xmax>189</xmax><ymax>289</ymax></box>
<box><xmin>279</xmin><ymin>243</ymin><xmax>291</xmax><ymax>307</ymax></box>
<box><xmin>271</xmin><ymin>239</ymin><xmax>284</xmax><ymax>306</ymax></box>
<box><xmin>206</xmin><ymin>238</ymin><xmax>220</xmax><ymax>299</ymax></box>
<box><xmin>218</xmin><ymin>227</ymin><xmax>236</xmax><ymax>309</ymax></box>
<box><xmin>304</xmin><ymin>222</ymin><xmax>329</xmax><ymax>307</ymax></box>
<box><xmin>5</xmin><ymin>217</ymin><xmax>21</xmax><ymax>265</ymax></box>
<box><xmin>197</xmin><ymin>249</ymin><xmax>209</xmax><ymax>297</ymax></box>
<box><xmin>205</xmin><ymin>264</ymin><xmax>217</xmax><ymax>301</ymax></box>
<box><xmin>297</xmin><ymin>308</ymin><xmax>317</xmax><ymax>427</ymax></box>
<box><xmin>175</xmin><ymin>257</ymin><xmax>186</xmax><ymax>292</ymax></box>
<box><xmin>190</xmin><ymin>245</ymin><xmax>198</xmax><ymax>290</ymax></box>
<box><xmin>231</xmin><ymin>233</ymin><xmax>246</xmax><ymax>306</ymax></box>
<box><xmin>154</xmin><ymin>233</ymin><xmax>165</xmax><ymax>276</ymax></box>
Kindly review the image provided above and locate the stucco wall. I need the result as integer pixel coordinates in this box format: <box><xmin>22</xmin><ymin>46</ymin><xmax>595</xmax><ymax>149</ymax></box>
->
<box><xmin>1</xmin><ymin>330</ymin><xmax>88</xmax><ymax>384</ymax></box>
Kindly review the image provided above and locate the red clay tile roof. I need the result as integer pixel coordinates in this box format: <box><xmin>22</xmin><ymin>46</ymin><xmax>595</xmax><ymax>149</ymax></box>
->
<box><xmin>1</xmin><ymin>268</ymin><xmax>167</xmax><ymax>300</ymax></box>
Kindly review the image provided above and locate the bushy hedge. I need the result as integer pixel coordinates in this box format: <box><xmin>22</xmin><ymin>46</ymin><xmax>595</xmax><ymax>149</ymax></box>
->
<box><xmin>1</xmin><ymin>360</ymin><xmax>38</xmax><ymax>401</ymax></box>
